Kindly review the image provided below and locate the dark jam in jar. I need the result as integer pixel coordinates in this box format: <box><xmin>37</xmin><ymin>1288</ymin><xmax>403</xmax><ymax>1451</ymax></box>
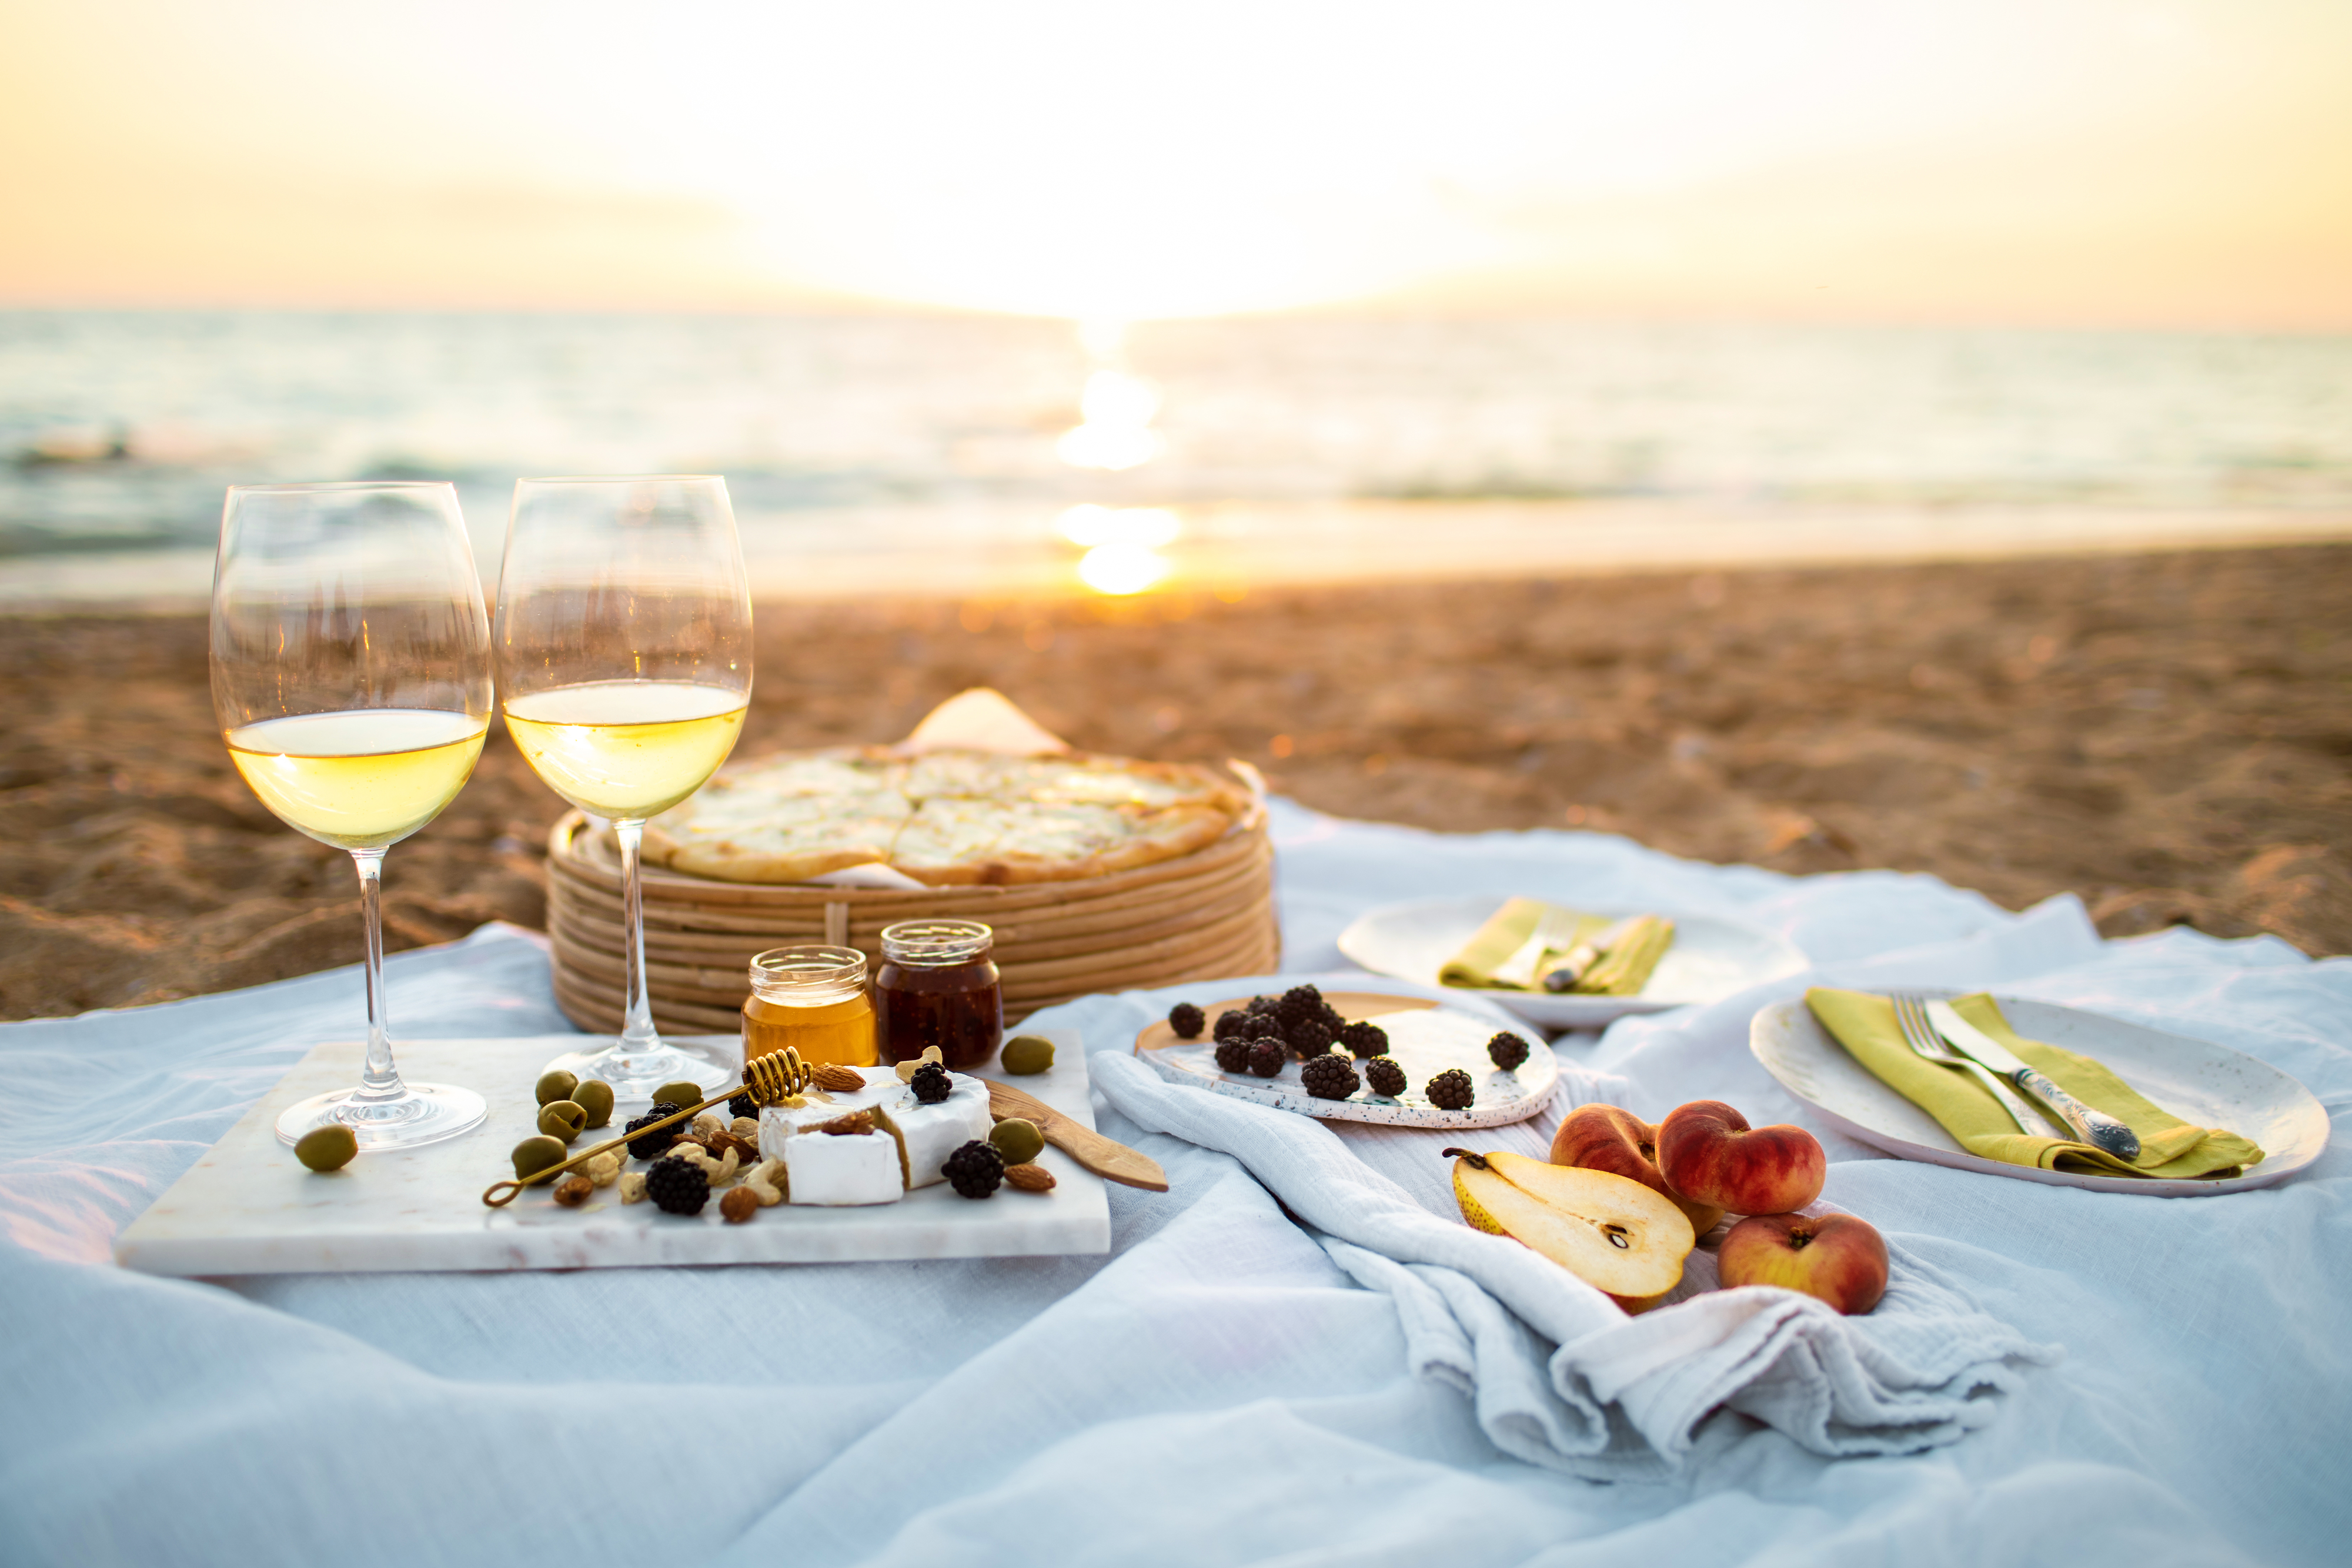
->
<box><xmin>873</xmin><ymin>919</ymin><xmax>1003</xmax><ymax>1070</ymax></box>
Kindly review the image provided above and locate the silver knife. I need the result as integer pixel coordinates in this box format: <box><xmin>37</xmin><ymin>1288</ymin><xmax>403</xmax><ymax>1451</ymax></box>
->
<box><xmin>1925</xmin><ymin>999</ymin><xmax>2140</xmax><ymax>1160</ymax></box>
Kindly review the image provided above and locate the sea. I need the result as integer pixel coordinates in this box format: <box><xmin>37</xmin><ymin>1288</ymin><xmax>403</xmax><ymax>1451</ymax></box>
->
<box><xmin>4</xmin><ymin>310</ymin><xmax>2348</xmax><ymax>604</ymax></box>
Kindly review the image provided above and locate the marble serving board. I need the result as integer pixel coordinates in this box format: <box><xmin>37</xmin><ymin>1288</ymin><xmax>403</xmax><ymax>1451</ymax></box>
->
<box><xmin>115</xmin><ymin>1031</ymin><xmax>1110</xmax><ymax>1276</ymax></box>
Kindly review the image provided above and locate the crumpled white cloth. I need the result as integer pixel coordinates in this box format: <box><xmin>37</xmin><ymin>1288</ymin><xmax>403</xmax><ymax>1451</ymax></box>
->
<box><xmin>1087</xmin><ymin>978</ymin><xmax>2057</xmax><ymax>1480</ymax></box>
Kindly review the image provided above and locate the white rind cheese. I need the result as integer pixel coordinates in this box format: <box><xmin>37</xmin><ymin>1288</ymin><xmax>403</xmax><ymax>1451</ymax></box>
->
<box><xmin>783</xmin><ymin>1130</ymin><xmax>904</xmax><ymax>1206</ymax></box>
<box><xmin>754</xmin><ymin>1069</ymin><xmax>897</xmax><ymax>1163</ymax></box>
<box><xmin>751</xmin><ymin>1065</ymin><xmax>995</xmax><ymax>1197</ymax></box>
<box><xmin>872</xmin><ymin>1074</ymin><xmax>995</xmax><ymax>1189</ymax></box>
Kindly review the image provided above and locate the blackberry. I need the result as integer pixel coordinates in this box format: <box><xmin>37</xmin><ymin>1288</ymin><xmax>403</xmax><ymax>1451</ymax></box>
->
<box><xmin>942</xmin><ymin>1139</ymin><xmax>1005</xmax><ymax>1198</ymax></box>
<box><xmin>1244</xmin><ymin>1012</ymin><xmax>1288</xmax><ymax>1042</ymax></box>
<box><xmin>1488</xmin><ymin>1032</ymin><xmax>1531</xmax><ymax>1071</ymax></box>
<box><xmin>1364</xmin><ymin>1057</ymin><xmax>1408</xmax><ymax>1098</ymax></box>
<box><xmin>1246</xmin><ymin>995</ymin><xmax>1281</xmax><ymax>1017</ymax></box>
<box><xmin>1214</xmin><ymin>1037</ymin><xmax>1254</xmax><ymax>1074</ymax></box>
<box><xmin>909</xmin><ymin>1061</ymin><xmax>954</xmax><ymax>1105</ymax></box>
<box><xmin>1247</xmin><ymin>1038</ymin><xmax>1285</xmax><ymax>1078</ymax></box>
<box><xmin>1168</xmin><ymin>1001</ymin><xmax>1207</xmax><ymax>1039</ymax></box>
<box><xmin>1275</xmin><ymin>984</ymin><xmax>1325</xmax><ymax>1028</ymax></box>
<box><xmin>728</xmin><ymin>1091</ymin><xmax>757</xmax><ymax>1120</ymax></box>
<box><xmin>1288</xmin><ymin>1017</ymin><xmax>1335</xmax><ymax>1058</ymax></box>
<box><xmin>644</xmin><ymin>1154</ymin><xmax>709</xmax><ymax>1215</ymax></box>
<box><xmin>626</xmin><ymin>1102</ymin><xmax>684</xmax><ymax>1161</ymax></box>
<box><xmin>1425</xmin><ymin>1068</ymin><xmax>1476</xmax><ymax>1111</ymax></box>
<box><xmin>1300</xmin><ymin>1054</ymin><xmax>1360</xmax><ymax>1100</ymax></box>
<box><xmin>1338</xmin><ymin>1021</ymin><xmax>1389</xmax><ymax>1059</ymax></box>
<box><xmin>1212</xmin><ymin>1009</ymin><xmax>1251</xmax><ymax>1042</ymax></box>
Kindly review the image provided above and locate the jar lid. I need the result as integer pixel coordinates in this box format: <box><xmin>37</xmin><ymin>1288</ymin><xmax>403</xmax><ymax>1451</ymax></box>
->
<box><xmin>747</xmin><ymin>945</ymin><xmax>867</xmax><ymax>1001</ymax></box>
<box><xmin>879</xmin><ymin>919</ymin><xmax>993</xmax><ymax>965</ymax></box>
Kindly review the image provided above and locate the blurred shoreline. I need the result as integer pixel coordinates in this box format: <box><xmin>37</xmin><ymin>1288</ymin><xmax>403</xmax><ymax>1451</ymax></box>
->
<box><xmin>10</xmin><ymin>310</ymin><xmax>2352</xmax><ymax>613</ymax></box>
<box><xmin>5</xmin><ymin>498</ymin><xmax>2351</xmax><ymax>613</ymax></box>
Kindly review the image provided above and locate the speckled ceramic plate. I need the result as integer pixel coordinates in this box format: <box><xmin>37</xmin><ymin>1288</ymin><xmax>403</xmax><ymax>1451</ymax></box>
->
<box><xmin>1133</xmin><ymin>992</ymin><xmax>1557</xmax><ymax>1129</ymax></box>
<box><xmin>1338</xmin><ymin>896</ymin><xmax>1808</xmax><ymax>1028</ymax></box>
<box><xmin>1750</xmin><ymin>992</ymin><xmax>2328</xmax><ymax>1196</ymax></box>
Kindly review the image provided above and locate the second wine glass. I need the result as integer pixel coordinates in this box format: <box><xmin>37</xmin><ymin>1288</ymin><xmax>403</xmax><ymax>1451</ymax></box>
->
<box><xmin>496</xmin><ymin>476</ymin><xmax>751</xmax><ymax>1098</ymax></box>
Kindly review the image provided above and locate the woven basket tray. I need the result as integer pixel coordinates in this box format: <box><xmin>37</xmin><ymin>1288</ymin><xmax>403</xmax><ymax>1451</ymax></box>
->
<box><xmin>545</xmin><ymin>806</ymin><xmax>1281</xmax><ymax>1035</ymax></box>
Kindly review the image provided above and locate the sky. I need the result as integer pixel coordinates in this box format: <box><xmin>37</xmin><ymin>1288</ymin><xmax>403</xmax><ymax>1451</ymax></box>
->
<box><xmin>2</xmin><ymin>0</ymin><xmax>2348</xmax><ymax>327</ymax></box>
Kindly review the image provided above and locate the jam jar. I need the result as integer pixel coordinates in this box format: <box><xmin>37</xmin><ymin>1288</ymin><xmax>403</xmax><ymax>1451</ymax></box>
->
<box><xmin>742</xmin><ymin>945</ymin><xmax>877</xmax><ymax>1068</ymax></box>
<box><xmin>873</xmin><ymin>919</ymin><xmax>1002</xmax><ymax>1069</ymax></box>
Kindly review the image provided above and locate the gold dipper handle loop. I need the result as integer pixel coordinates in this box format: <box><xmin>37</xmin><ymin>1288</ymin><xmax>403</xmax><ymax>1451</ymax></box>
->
<box><xmin>479</xmin><ymin>1049</ymin><xmax>810</xmax><ymax>1208</ymax></box>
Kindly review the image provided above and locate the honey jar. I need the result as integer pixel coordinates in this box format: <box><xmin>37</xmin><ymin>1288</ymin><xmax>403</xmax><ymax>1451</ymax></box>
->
<box><xmin>742</xmin><ymin>945</ymin><xmax>877</xmax><ymax>1068</ymax></box>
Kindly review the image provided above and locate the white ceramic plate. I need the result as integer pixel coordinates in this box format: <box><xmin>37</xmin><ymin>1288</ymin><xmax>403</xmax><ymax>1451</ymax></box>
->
<box><xmin>1750</xmin><ymin>993</ymin><xmax>2328</xmax><ymax>1196</ymax></box>
<box><xmin>1133</xmin><ymin>992</ymin><xmax>1557</xmax><ymax>1129</ymax></box>
<box><xmin>1338</xmin><ymin>895</ymin><xmax>1809</xmax><ymax>1028</ymax></box>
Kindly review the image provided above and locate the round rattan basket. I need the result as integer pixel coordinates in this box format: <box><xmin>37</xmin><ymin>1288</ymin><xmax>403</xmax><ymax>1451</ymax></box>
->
<box><xmin>545</xmin><ymin>806</ymin><xmax>1281</xmax><ymax>1035</ymax></box>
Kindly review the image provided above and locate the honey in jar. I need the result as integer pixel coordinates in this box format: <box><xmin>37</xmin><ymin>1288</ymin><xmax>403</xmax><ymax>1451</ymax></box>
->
<box><xmin>873</xmin><ymin>919</ymin><xmax>1002</xmax><ymax>1070</ymax></box>
<box><xmin>742</xmin><ymin>945</ymin><xmax>877</xmax><ymax>1068</ymax></box>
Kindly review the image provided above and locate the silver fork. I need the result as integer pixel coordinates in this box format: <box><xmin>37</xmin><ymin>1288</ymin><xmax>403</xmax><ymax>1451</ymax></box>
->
<box><xmin>1890</xmin><ymin>993</ymin><xmax>2053</xmax><ymax>1137</ymax></box>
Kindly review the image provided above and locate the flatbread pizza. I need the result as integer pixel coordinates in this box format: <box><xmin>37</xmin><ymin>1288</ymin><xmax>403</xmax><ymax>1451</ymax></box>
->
<box><xmin>643</xmin><ymin>745</ymin><xmax>1250</xmax><ymax>886</ymax></box>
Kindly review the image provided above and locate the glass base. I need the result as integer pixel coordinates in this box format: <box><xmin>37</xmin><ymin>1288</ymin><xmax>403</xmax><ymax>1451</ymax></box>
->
<box><xmin>275</xmin><ymin>1082</ymin><xmax>487</xmax><ymax>1152</ymax></box>
<box><xmin>541</xmin><ymin>1036</ymin><xmax>738</xmax><ymax>1103</ymax></box>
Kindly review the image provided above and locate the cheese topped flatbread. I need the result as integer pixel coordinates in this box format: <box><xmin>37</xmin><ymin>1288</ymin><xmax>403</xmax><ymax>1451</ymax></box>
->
<box><xmin>642</xmin><ymin>746</ymin><xmax>1247</xmax><ymax>886</ymax></box>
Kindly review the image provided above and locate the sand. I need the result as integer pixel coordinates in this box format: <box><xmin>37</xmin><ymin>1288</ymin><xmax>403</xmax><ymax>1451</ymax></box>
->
<box><xmin>2</xmin><ymin>542</ymin><xmax>2346</xmax><ymax>1021</ymax></box>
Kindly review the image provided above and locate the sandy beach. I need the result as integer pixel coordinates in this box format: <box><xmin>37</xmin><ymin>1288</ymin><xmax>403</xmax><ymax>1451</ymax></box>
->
<box><xmin>2</xmin><ymin>540</ymin><xmax>2345</xmax><ymax>1021</ymax></box>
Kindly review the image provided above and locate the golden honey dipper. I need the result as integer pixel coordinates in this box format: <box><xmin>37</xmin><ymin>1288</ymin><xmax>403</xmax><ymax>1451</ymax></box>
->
<box><xmin>480</xmin><ymin>1048</ymin><xmax>816</xmax><ymax>1207</ymax></box>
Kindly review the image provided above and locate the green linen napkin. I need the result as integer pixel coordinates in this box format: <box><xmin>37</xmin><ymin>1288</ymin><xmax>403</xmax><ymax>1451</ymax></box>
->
<box><xmin>1438</xmin><ymin>897</ymin><xmax>1671</xmax><ymax>995</ymax></box>
<box><xmin>1805</xmin><ymin>988</ymin><xmax>2264</xmax><ymax>1179</ymax></box>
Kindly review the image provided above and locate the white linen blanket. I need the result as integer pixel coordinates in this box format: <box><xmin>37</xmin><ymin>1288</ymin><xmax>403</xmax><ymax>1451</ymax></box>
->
<box><xmin>2</xmin><ymin>797</ymin><xmax>2346</xmax><ymax>1567</ymax></box>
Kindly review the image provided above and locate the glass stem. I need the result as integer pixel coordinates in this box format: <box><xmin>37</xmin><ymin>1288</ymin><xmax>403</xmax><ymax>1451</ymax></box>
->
<box><xmin>351</xmin><ymin>848</ymin><xmax>403</xmax><ymax>1101</ymax></box>
<box><xmin>613</xmin><ymin>818</ymin><xmax>660</xmax><ymax>1052</ymax></box>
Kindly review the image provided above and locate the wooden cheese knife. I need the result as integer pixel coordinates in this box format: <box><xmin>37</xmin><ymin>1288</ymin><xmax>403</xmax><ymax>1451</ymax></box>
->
<box><xmin>984</xmin><ymin>1079</ymin><xmax>1168</xmax><ymax>1192</ymax></box>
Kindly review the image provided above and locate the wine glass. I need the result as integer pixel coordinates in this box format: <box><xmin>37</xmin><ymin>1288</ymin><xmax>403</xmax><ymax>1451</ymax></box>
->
<box><xmin>495</xmin><ymin>476</ymin><xmax>751</xmax><ymax>1099</ymax></box>
<box><xmin>213</xmin><ymin>482</ymin><xmax>493</xmax><ymax>1151</ymax></box>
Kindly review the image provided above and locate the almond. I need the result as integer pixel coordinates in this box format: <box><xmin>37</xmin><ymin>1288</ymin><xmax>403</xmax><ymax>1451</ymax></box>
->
<box><xmin>814</xmin><ymin>1110</ymin><xmax>875</xmax><ymax>1137</ymax></box>
<box><xmin>1004</xmin><ymin>1163</ymin><xmax>1055</xmax><ymax>1192</ymax></box>
<box><xmin>719</xmin><ymin>1186</ymin><xmax>759</xmax><ymax>1223</ymax></box>
<box><xmin>809</xmin><ymin>1062</ymin><xmax>867</xmax><ymax>1093</ymax></box>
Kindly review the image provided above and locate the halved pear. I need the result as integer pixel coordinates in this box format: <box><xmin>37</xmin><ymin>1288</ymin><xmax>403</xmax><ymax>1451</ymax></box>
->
<box><xmin>1446</xmin><ymin>1148</ymin><xmax>1695</xmax><ymax>1312</ymax></box>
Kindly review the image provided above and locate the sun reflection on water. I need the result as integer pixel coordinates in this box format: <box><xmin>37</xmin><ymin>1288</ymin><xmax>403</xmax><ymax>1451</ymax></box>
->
<box><xmin>1061</xmin><ymin>504</ymin><xmax>1180</xmax><ymax>595</ymax></box>
<box><xmin>1056</xmin><ymin>369</ymin><xmax>1162</xmax><ymax>471</ymax></box>
<box><xmin>1059</xmin><ymin>504</ymin><xmax>1180</xmax><ymax>548</ymax></box>
<box><xmin>1077</xmin><ymin>542</ymin><xmax>1170</xmax><ymax>595</ymax></box>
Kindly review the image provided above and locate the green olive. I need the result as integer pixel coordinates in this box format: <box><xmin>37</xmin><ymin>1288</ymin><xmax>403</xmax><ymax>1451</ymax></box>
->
<box><xmin>988</xmin><ymin>1117</ymin><xmax>1045</xmax><ymax>1166</ymax></box>
<box><xmin>1000</xmin><ymin>1035</ymin><xmax>1054</xmax><ymax>1076</ymax></box>
<box><xmin>653</xmin><ymin>1080</ymin><xmax>705</xmax><ymax>1112</ymax></box>
<box><xmin>510</xmin><ymin>1135</ymin><xmax>569</xmax><ymax>1181</ymax></box>
<box><xmin>534</xmin><ymin>1069</ymin><xmax>580</xmax><ymax>1106</ymax></box>
<box><xmin>294</xmin><ymin>1124</ymin><xmax>359</xmax><ymax>1172</ymax></box>
<box><xmin>573</xmin><ymin>1079</ymin><xmax>615</xmax><ymax>1128</ymax></box>
<box><xmin>538</xmin><ymin>1099</ymin><xmax>589</xmax><ymax>1142</ymax></box>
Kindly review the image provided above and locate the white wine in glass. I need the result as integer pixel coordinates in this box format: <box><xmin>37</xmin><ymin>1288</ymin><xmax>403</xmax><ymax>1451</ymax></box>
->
<box><xmin>213</xmin><ymin>482</ymin><xmax>492</xmax><ymax>1151</ymax></box>
<box><xmin>496</xmin><ymin>476</ymin><xmax>751</xmax><ymax>1099</ymax></box>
